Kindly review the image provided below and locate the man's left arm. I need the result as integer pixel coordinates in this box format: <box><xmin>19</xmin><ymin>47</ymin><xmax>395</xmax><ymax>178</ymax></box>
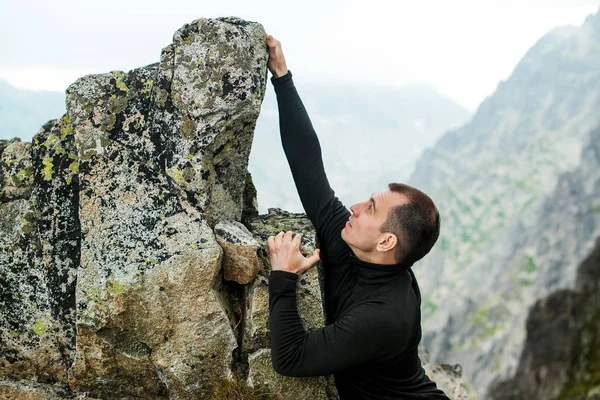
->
<box><xmin>268</xmin><ymin>270</ymin><xmax>409</xmax><ymax>377</ymax></box>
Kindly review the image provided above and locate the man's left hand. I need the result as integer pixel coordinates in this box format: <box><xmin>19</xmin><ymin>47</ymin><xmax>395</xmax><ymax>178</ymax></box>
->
<box><xmin>267</xmin><ymin>231</ymin><xmax>320</xmax><ymax>275</ymax></box>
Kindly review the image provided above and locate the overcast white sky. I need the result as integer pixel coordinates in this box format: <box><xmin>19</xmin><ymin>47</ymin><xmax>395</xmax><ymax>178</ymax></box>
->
<box><xmin>1</xmin><ymin>0</ymin><xmax>598</xmax><ymax>111</ymax></box>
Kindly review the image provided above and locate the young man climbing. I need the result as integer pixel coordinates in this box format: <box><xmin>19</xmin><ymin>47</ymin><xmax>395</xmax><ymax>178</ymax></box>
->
<box><xmin>264</xmin><ymin>34</ymin><xmax>451</xmax><ymax>400</ymax></box>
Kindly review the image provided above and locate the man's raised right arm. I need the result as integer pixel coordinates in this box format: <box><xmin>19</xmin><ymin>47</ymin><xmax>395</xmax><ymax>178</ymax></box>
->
<box><xmin>270</xmin><ymin>70</ymin><xmax>337</xmax><ymax>223</ymax></box>
<box><xmin>266</xmin><ymin>34</ymin><xmax>351</xmax><ymax>266</ymax></box>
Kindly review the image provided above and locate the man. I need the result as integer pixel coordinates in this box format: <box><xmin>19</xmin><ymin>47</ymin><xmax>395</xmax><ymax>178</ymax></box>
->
<box><xmin>264</xmin><ymin>34</ymin><xmax>450</xmax><ymax>400</ymax></box>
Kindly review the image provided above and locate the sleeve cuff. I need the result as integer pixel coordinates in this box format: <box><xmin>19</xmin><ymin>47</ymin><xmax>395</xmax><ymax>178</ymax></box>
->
<box><xmin>270</xmin><ymin>69</ymin><xmax>293</xmax><ymax>88</ymax></box>
<box><xmin>269</xmin><ymin>270</ymin><xmax>299</xmax><ymax>294</ymax></box>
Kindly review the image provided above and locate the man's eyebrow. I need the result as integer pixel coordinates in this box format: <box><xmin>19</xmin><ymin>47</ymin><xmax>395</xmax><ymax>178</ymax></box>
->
<box><xmin>370</xmin><ymin>193</ymin><xmax>377</xmax><ymax>212</ymax></box>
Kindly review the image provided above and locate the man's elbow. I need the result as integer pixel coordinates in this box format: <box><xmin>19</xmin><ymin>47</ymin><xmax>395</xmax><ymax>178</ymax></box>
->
<box><xmin>271</xmin><ymin>355</ymin><xmax>304</xmax><ymax>377</ymax></box>
<box><xmin>273</xmin><ymin>364</ymin><xmax>292</xmax><ymax>377</ymax></box>
<box><xmin>274</xmin><ymin>366</ymin><xmax>307</xmax><ymax>378</ymax></box>
<box><xmin>271</xmin><ymin>358</ymin><xmax>294</xmax><ymax>377</ymax></box>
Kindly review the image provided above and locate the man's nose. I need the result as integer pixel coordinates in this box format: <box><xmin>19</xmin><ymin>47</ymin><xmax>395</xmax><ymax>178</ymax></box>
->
<box><xmin>350</xmin><ymin>202</ymin><xmax>363</xmax><ymax>215</ymax></box>
<box><xmin>350</xmin><ymin>203</ymin><xmax>358</xmax><ymax>214</ymax></box>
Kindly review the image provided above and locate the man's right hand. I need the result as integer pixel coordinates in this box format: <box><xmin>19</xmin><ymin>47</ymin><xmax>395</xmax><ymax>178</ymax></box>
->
<box><xmin>266</xmin><ymin>34</ymin><xmax>289</xmax><ymax>78</ymax></box>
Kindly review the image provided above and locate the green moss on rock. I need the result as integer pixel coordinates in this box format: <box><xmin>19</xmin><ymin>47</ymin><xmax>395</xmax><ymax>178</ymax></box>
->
<box><xmin>41</xmin><ymin>156</ymin><xmax>54</xmax><ymax>181</ymax></box>
<box><xmin>107</xmin><ymin>94</ymin><xmax>128</xmax><ymax>114</ymax></box>
<box><xmin>32</xmin><ymin>320</ymin><xmax>48</xmax><ymax>337</ymax></box>
<box><xmin>112</xmin><ymin>71</ymin><xmax>130</xmax><ymax>92</ymax></box>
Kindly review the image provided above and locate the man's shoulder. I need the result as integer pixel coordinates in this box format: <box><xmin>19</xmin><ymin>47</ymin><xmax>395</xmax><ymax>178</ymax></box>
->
<box><xmin>374</xmin><ymin>277</ymin><xmax>420</xmax><ymax>323</ymax></box>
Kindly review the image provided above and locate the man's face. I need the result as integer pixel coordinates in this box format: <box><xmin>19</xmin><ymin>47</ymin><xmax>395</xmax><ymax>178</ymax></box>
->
<box><xmin>341</xmin><ymin>189</ymin><xmax>409</xmax><ymax>256</ymax></box>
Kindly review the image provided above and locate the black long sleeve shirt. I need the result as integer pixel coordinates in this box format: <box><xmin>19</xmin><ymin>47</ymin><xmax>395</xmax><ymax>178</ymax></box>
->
<box><xmin>268</xmin><ymin>70</ymin><xmax>450</xmax><ymax>400</ymax></box>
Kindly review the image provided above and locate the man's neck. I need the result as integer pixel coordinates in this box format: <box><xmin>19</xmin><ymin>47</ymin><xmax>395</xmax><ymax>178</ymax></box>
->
<box><xmin>349</xmin><ymin>246</ymin><xmax>398</xmax><ymax>265</ymax></box>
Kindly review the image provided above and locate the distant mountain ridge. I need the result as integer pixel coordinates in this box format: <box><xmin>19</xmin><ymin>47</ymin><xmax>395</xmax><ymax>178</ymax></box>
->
<box><xmin>0</xmin><ymin>79</ymin><xmax>66</xmax><ymax>140</ymax></box>
<box><xmin>249</xmin><ymin>77</ymin><xmax>472</xmax><ymax>212</ymax></box>
<box><xmin>408</xmin><ymin>8</ymin><xmax>600</xmax><ymax>399</ymax></box>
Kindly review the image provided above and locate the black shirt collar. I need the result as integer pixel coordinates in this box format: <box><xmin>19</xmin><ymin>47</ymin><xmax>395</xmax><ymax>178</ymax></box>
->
<box><xmin>349</xmin><ymin>252</ymin><xmax>412</xmax><ymax>286</ymax></box>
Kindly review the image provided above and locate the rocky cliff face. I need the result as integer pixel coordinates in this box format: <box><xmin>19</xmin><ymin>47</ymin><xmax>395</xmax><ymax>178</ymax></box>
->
<box><xmin>489</xmin><ymin>236</ymin><xmax>600</xmax><ymax>400</ymax></box>
<box><xmin>0</xmin><ymin>17</ymin><xmax>464</xmax><ymax>400</ymax></box>
<box><xmin>409</xmin><ymin>9</ymin><xmax>600</xmax><ymax>398</ymax></box>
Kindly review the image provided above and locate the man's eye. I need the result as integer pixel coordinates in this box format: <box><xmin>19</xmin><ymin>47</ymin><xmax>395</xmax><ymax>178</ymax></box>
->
<box><xmin>368</xmin><ymin>203</ymin><xmax>372</xmax><ymax>210</ymax></box>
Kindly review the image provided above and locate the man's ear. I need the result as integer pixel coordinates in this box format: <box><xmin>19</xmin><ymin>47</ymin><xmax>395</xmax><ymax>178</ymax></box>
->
<box><xmin>376</xmin><ymin>233</ymin><xmax>397</xmax><ymax>253</ymax></box>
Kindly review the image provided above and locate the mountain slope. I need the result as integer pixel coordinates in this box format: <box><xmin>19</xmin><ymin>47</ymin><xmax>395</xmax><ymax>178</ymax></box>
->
<box><xmin>489</xmin><ymin>127</ymin><xmax>600</xmax><ymax>399</ymax></box>
<box><xmin>408</xmin><ymin>9</ymin><xmax>600</xmax><ymax>398</ymax></box>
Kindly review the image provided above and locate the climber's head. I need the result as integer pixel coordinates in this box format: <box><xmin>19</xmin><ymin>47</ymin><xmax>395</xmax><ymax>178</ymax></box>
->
<box><xmin>341</xmin><ymin>183</ymin><xmax>440</xmax><ymax>266</ymax></box>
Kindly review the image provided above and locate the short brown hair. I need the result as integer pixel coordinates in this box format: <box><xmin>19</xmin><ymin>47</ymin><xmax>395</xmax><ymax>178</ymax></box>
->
<box><xmin>379</xmin><ymin>183</ymin><xmax>440</xmax><ymax>265</ymax></box>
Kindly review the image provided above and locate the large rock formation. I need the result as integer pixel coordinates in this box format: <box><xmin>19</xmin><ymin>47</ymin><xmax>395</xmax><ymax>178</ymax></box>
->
<box><xmin>1</xmin><ymin>16</ymin><xmax>275</xmax><ymax>399</ymax></box>
<box><xmin>0</xmin><ymin>16</ymin><xmax>465</xmax><ymax>400</ymax></box>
